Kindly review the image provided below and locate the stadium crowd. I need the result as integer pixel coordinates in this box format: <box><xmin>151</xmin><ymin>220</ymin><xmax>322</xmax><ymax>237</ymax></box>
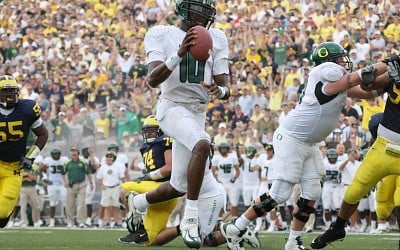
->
<box><xmin>0</xmin><ymin>0</ymin><xmax>399</xmax><ymax>234</ymax></box>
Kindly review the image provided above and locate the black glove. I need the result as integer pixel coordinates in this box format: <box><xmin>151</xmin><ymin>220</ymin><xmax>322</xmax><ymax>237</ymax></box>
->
<box><xmin>382</xmin><ymin>54</ymin><xmax>400</xmax><ymax>64</ymax></box>
<box><xmin>230</xmin><ymin>177</ymin><xmax>236</xmax><ymax>183</ymax></box>
<box><xmin>359</xmin><ymin>65</ymin><xmax>377</xmax><ymax>90</ymax></box>
<box><xmin>19</xmin><ymin>156</ymin><xmax>34</xmax><ymax>170</ymax></box>
<box><xmin>133</xmin><ymin>175</ymin><xmax>151</xmax><ymax>183</ymax></box>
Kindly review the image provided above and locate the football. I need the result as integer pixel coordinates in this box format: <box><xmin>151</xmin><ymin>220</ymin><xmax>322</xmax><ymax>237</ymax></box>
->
<box><xmin>189</xmin><ymin>25</ymin><xmax>213</xmax><ymax>62</ymax></box>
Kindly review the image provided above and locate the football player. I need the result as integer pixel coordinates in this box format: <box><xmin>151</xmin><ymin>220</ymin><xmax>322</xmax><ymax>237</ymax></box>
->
<box><xmin>80</xmin><ymin>146</ymin><xmax>99</xmax><ymax>227</ymax></box>
<box><xmin>120</xmin><ymin>117</ymin><xmax>260</xmax><ymax>249</ymax></box>
<box><xmin>321</xmin><ymin>149</ymin><xmax>341</xmax><ymax>230</ymax></box>
<box><xmin>130</xmin><ymin>0</ymin><xmax>231</xmax><ymax>248</ymax></box>
<box><xmin>221</xmin><ymin>42</ymin><xmax>391</xmax><ymax>250</ymax></box>
<box><xmin>357</xmin><ymin>148</ymin><xmax>377</xmax><ymax>233</ymax></box>
<box><xmin>41</xmin><ymin>147</ymin><xmax>69</xmax><ymax>227</ymax></box>
<box><xmin>366</xmin><ymin>113</ymin><xmax>399</xmax><ymax>234</ymax></box>
<box><xmin>118</xmin><ymin>115</ymin><xmax>176</xmax><ymax>245</ymax></box>
<box><xmin>251</xmin><ymin>144</ymin><xmax>280</xmax><ymax>232</ymax></box>
<box><xmin>211</xmin><ymin>143</ymin><xmax>240</xmax><ymax>217</ymax></box>
<box><xmin>0</xmin><ymin>75</ymin><xmax>48</xmax><ymax>228</ymax></box>
<box><xmin>311</xmin><ymin>55</ymin><xmax>400</xmax><ymax>249</ymax></box>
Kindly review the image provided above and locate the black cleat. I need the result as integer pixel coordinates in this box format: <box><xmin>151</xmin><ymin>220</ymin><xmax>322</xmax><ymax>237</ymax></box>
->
<box><xmin>118</xmin><ymin>227</ymin><xmax>148</xmax><ymax>245</ymax></box>
<box><xmin>0</xmin><ymin>216</ymin><xmax>10</xmax><ymax>228</ymax></box>
<box><xmin>310</xmin><ymin>223</ymin><xmax>346</xmax><ymax>249</ymax></box>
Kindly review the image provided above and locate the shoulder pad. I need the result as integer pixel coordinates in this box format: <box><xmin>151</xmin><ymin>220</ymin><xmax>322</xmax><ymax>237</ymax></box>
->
<box><xmin>318</xmin><ymin>62</ymin><xmax>346</xmax><ymax>82</ymax></box>
<box><xmin>208</xmin><ymin>28</ymin><xmax>229</xmax><ymax>52</ymax></box>
<box><xmin>145</xmin><ymin>25</ymin><xmax>171</xmax><ymax>43</ymax></box>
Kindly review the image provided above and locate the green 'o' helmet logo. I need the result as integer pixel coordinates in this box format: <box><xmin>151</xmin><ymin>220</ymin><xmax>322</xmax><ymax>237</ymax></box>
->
<box><xmin>318</xmin><ymin>48</ymin><xmax>329</xmax><ymax>58</ymax></box>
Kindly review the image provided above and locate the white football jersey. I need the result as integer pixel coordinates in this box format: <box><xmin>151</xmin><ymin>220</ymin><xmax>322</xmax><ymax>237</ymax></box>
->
<box><xmin>212</xmin><ymin>153</ymin><xmax>239</xmax><ymax>183</ymax></box>
<box><xmin>242</xmin><ymin>155</ymin><xmax>259</xmax><ymax>187</ymax></box>
<box><xmin>254</xmin><ymin>153</ymin><xmax>274</xmax><ymax>182</ymax></box>
<box><xmin>43</xmin><ymin>156</ymin><xmax>69</xmax><ymax>183</ymax></box>
<box><xmin>323</xmin><ymin>161</ymin><xmax>340</xmax><ymax>184</ymax></box>
<box><xmin>144</xmin><ymin>25</ymin><xmax>229</xmax><ymax>103</ymax></box>
<box><xmin>283</xmin><ymin>62</ymin><xmax>348</xmax><ymax>143</ymax></box>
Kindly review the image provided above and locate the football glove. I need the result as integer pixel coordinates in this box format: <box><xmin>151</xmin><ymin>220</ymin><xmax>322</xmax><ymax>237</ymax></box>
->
<box><xmin>19</xmin><ymin>156</ymin><xmax>34</xmax><ymax>170</ymax></box>
<box><xmin>230</xmin><ymin>177</ymin><xmax>237</xmax><ymax>183</ymax></box>
<box><xmin>359</xmin><ymin>65</ymin><xmax>377</xmax><ymax>90</ymax></box>
<box><xmin>387</xmin><ymin>60</ymin><xmax>400</xmax><ymax>87</ymax></box>
<box><xmin>382</xmin><ymin>54</ymin><xmax>400</xmax><ymax>64</ymax></box>
<box><xmin>133</xmin><ymin>175</ymin><xmax>151</xmax><ymax>183</ymax></box>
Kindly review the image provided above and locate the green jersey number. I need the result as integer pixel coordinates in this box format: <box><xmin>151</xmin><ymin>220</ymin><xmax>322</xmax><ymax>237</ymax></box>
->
<box><xmin>220</xmin><ymin>164</ymin><xmax>232</xmax><ymax>174</ymax></box>
<box><xmin>179</xmin><ymin>54</ymin><xmax>206</xmax><ymax>83</ymax></box>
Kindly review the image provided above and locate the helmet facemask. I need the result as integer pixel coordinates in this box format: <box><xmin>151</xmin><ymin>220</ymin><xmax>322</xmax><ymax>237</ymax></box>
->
<box><xmin>218</xmin><ymin>145</ymin><xmax>230</xmax><ymax>156</ymax></box>
<box><xmin>176</xmin><ymin>0</ymin><xmax>216</xmax><ymax>28</ymax></box>
<box><xmin>326</xmin><ymin>149</ymin><xmax>338</xmax><ymax>164</ymax></box>
<box><xmin>142</xmin><ymin>126</ymin><xmax>160</xmax><ymax>143</ymax></box>
<box><xmin>245</xmin><ymin>147</ymin><xmax>257</xmax><ymax>159</ymax></box>
<box><xmin>330</xmin><ymin>55</ymin><xmax>353</xmax><ymax>72</ymax></box>
<box><xmin>0</xmin><ymin>86</ymin><xmax>19</xmax><ymax>109</ymax></box>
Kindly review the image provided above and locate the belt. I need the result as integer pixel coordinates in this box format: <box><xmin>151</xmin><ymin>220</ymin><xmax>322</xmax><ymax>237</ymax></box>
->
<box><xmin>69</xmin><ymin>181</ymin><xmax>84</xmax><ymax>188</ymax></box>
<box><xmin>105</xmin><ymin>184</ymin><xmax>119</xmax><ymax>188</ymax></box>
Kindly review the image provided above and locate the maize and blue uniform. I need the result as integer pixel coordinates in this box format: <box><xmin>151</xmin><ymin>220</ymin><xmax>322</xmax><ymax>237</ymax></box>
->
<box><xmin>121</xmin><ymin>135</ymin><xmax>176</xmax><ymax>244</ymax></box>
<box><xmin>0</xmin><ymin>99</ymin><xmax>42</xmax><ymax>219</ymax></box>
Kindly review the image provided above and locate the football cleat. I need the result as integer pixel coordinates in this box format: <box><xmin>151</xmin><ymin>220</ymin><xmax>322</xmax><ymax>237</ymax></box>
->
<box><xmin>180</xmin><ymin>217</ymin><xmax>202</xmax><ymax>249</ymax></box>
<box><xmin>118</xmin><ymin>226</ymin><xmax>148</xmax><ymax>245</ymax></box>
<box><xmin>219</xmin><ymin>220</ymin><xmax>245</xmax><ymax>250</ymax></box>
<box><xmin>310</xmin><ymin>223</ymin><xmax>346</xmax><ymax>249</ymax></box>
<box><xmin>126</xmin><ymin>191</ymin><xmax>146</xmax><ymax>234</ymax></box>
<box><xmin>285</xmin><ymin>236</ymin><xmax>308</xmax><ymax>250</ymax></box>
<box><xmin>242</xmin><ymin>225</ymin><xmax>261</xmax><ymax>248</ymax></box>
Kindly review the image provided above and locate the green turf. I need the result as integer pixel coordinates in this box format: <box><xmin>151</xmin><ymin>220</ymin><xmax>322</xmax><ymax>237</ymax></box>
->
<box><xmin>0</xmin><ymin>229</ymin><xmax>398</xmax><ymax>249</ymax></box>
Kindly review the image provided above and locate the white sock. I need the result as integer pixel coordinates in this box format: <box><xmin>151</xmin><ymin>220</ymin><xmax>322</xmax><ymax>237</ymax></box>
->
<box><xmin>325</xmin><ymin>220</ymin><xmax>331</xmax><ymax>227</ymax></box>
<box><xmin>288</xmin><ymin>229</ymin><xmax>302</xmax><ymax>240</ymax></box>
<box><xmin>370</xmin><ymin>220</ymin><xmax>376</xmax><ymax>230</ymax></box>
<box><xmin>361</xmin><ymin>218</ymin><xmax>367</xmax><ymax>226</ymax></box>
<box><xmin>184</xmin><ymin>199</ymin><xmax>198</xmax><ymax>218</ymax></box>
<box><xmin>235</xmin><ymin>215</ymin><xmax>251</xmax><ymax>231</ymax></box>
<box><xmin>133</xmin><ymin>193</ymin><xmax>149</xmax><ymax>211</ymax></box>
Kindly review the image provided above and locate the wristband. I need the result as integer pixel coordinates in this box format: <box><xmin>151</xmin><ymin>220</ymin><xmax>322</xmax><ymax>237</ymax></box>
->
<box><xmin>165</xmin><ymin>53</ymin><xmax>183</xmax><ymax>71</ymax></box>
<box><xmin>372</xmin><ymin>90</ymin><xmax>379</xmax><ymax>97</ymax></box>
<box><xmin>218</xmin><ymin>86</ymin><xmax>228</xmax><ymax>99</ymax></box>
<box><xmin>149</xmin><ymin>169</ymin><xmax>164</xmax><ymax>180</ymax></box>
<box><xmin>26</xmin><ymin>145</ymin><xmax>40</xmax><ymax>159</ymax></box>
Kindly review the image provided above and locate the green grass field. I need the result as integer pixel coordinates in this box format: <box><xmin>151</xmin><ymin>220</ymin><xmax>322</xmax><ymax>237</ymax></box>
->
<box><xmin>0</xmin><ymin>228</ymin><xmax>398</xmax><ymax>250</ymax></box>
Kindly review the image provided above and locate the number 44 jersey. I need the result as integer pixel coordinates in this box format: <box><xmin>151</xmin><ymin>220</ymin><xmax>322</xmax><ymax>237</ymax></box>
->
<box><xmin>144</xmin><ymin>25</ymin><xmax>229</xmax><ymax>104</ymax></box>
<box><xmin>0</xmin><ymin>99</ymin><xmax>42</xmax><ymax>162</ymax></box>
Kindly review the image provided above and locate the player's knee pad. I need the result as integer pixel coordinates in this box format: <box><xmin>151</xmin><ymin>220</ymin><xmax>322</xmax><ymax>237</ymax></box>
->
<box><xmin>293</xmin><ymin>197</ymin><xmax>315</xmax><ymax>223</ymax></box>
<box><xmin>203</xmin><ymin>232</ymin><xmax>218</xmax><ymax>247</ymax></box>
<box><xmin>269</xmin><ymin>180</ymin><xmax>295</xmax><ymax>204</ymax></box>
<box><xmin>252</xmin><ymin>193</ymin><xmax>277</xmax><ymax>217</ymax></box>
